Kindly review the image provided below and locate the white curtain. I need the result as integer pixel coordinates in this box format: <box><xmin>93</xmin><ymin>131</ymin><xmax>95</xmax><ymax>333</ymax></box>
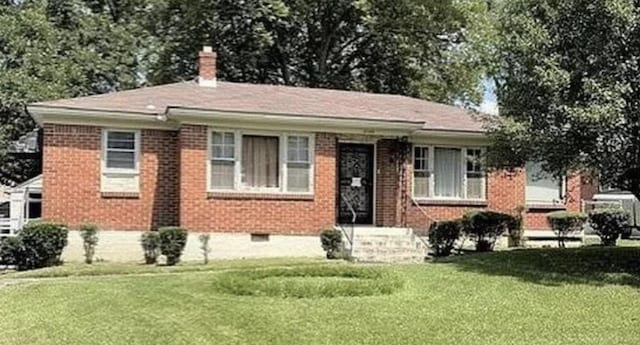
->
<box><xmin>434</xmin><ymin>148</ymin><xmax>462</xmax><ymax>197</ymax></box>
<box><xmin>242</xmin><ymin>136</ymin><xmax>279</xmax><ymax>188</ymax></box>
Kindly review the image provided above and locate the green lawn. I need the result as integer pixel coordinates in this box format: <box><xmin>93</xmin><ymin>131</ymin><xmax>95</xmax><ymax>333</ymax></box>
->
<box><xmin>1</xmin><ymin>247</ymin><xmax>640</xmax><ymax>345</ymax></box>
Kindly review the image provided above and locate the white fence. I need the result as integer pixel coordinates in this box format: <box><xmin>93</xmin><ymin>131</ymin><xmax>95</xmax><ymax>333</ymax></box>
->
<box><xmin>0</xmin><ymin>218</ymin><xmax>11</xmax><ymax>236</ymax></box>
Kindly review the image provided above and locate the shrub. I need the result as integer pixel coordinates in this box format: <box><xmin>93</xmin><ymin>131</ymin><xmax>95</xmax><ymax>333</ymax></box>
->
<box><xmin>320</xmin><ymin>229</ymin><xmax>344</xmax><ymax>259</ymax></box>
<box><xmin>462</xmin><ymin>210</ymin><xmax>515</xmax><ymax>252</ymax></box>
<box><xmin>427</xmin><ymin>220</ymin><xmax>462</xmax><ymax>257</ymax></box>
<box><xmin>140</xmin><ymin>231</ymin><xmax>160</xmax><ymax>264</ymax></box>
<box><xmin>547</xmin><ymin>211</ymin><xmax>587</xmax><ymax>248</ymax></box>
<box><xmin>0</xmin><ymin>236</ymin><xmax>22</xmax><ymax>266</ymax></box>
<box><xmin>199</xmin><ymin>234</ymin><xmax>211</xmax><ymax>264</ymax></box>
<box><xmin>0</xmin><ymin>222</ymin><xmax>68</xmax><ymax>270</ymax></box>
<box><xmin>158</xmin><ymin>227</ymin><xmax>188</xmax><ymax>266</ymax></box>
<box><xmin>79</xmin><ymin>224</ymin><xmax>99</xmax><ymax>264</ymax></box>
<box><xmin>588</xmin><ymin>208</ymin><xmax>630</xmax><ymax>246</ymax></box>
<box><xmin>507</xmin><ymin>207</ymin><xmax>525</xmax><ymax>247</ymax></box>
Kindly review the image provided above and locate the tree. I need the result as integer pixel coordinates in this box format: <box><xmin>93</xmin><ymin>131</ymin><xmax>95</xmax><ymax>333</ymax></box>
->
<box><xmin>149</xmin><ymin>0</ymin><xmax>496</xmax><ymax>104</ymax></box>
<box><xmin>488</xmin><ymin>0</ymin><xmax>640</xmax><ymax>199</ymax></box>
<box><xmin>0</xmin><ymin>0</ymin><xmax>150</xmax><ymax>185</ymax></box>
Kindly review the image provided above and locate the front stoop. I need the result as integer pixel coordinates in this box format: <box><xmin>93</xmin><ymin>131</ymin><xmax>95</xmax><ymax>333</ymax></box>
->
<box><xmin>344</xmin><ymin>227</ymin><xmax>428</xmax><ymax>263</ymax></box>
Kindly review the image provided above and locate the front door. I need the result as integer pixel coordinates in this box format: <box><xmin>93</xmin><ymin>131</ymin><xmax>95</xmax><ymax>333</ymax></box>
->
<box><xmin>337</xmin><ymin>143</ymin><xmax>374</xmax><ymax>224</ymax></box>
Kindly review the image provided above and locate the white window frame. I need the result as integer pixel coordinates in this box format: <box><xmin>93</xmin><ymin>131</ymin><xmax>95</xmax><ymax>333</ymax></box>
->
<box><xmin>209</xmin><ymin>130</ymin><xmax>238</xmax><ymax>190</ymax></box>
<box><xmin>207</xmin><ymin>128</ymin><xmax>315</xmax><ymax>194</ymax></box>
<box><xmin>101</xmin><ymin>129</ymin><xmax>141</xmax><ymax>174</ymax></box>
<box><xmin>411</xmin><ymin>145</ymin><xmax>486</xmax><ymax>201</ymax></box>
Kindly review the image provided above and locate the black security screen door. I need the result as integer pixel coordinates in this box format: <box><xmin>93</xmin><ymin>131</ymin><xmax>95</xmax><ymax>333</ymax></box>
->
<box><xmin>337</xmin><ymin>143</ymin><xmax>374</xmax><ymax>224</ymax></box>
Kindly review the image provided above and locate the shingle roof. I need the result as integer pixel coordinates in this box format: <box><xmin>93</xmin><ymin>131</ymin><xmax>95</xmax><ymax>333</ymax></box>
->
<box><xmin>34</xmin><ymin>80</ymin><xmax>485</xmax><ymax>132</ymax></box>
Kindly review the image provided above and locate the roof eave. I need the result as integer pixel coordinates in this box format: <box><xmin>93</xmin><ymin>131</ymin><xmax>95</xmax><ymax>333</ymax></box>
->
<box><xmin>167</xmin><ymin>107</ymin><xmax>425</xmax><ymax>136</ymax></box>
<box><xmin>27</xmin><ymin>105</ymin><xmax>179</xmax><ymax>130</ymax></box>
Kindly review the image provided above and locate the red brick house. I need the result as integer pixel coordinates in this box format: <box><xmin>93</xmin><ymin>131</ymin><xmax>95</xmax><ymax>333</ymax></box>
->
<box><xmin>26</xmin><ymin>47</ymin><xmax>595</xmax><ymax>261</ymax></box>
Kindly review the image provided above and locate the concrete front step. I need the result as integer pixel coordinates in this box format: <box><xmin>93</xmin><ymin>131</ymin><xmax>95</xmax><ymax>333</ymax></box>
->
<box><xmin>352</xmin><ymin>254</ymin><xmax>425</xmax><ymax>263</ymax></box>
<box><xmin>345</xmin><ymin>226</ymin><xmax>428</xmax><ymax>263</ymax></box>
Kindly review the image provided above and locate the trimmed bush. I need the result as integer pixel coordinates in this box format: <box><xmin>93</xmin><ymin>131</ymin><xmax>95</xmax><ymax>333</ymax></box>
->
<box><xmin>320</xmin><ymin>229</ymin><xmax>344</xmax><ymax>259</ymax></box>
<box><xmin>158</xmin><ymin>227</ymin><xmax>188</xmax><ymax>266</ymax></box>
<box><xmin>588</xmin><ymin>208</ymin><xmax>630</xmax><ymax>246</ymax></box>
<box><xmin>547</xmin><ymin>211</ymin><xmax>587</xmax><ymax>248</ymax></box>
<box><xmin>0</xmin><ymin>222</ymin><xmax>68</xmax><ymax>270</ymax></box>
<box><xmin>428</xmin><ymin>220</ymin><xmax>462</xmax><ymax>257</ymax></box>
<box><xmin>140</xmin><ymin>231</ymin><xmax>160</xmax><ymax>264</ymax></box>
<box><xmin>462</xmin><ymin>210</ymin><xmax>515</xmax><ymax>252</ymax></box>
<box><xmin>79</xmin><ymin>224</ymin><xmax>99</xmax><ymax>264</ymax></box>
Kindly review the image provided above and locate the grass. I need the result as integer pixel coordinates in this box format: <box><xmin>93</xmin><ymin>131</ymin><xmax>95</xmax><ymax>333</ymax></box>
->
<box><xmin>0</xmin><ymin>257</ymin><xmax>326</xmax><ymax>279</ymax></box>
<box><xmin>1</xmin><ymin>248</ymin><xmax>640</xmax><ymax>345</ymax></box>
<box><xmin>212</xmin><ymin>265</ymin><xmax>403</xmax><ymax>298</ymax></box>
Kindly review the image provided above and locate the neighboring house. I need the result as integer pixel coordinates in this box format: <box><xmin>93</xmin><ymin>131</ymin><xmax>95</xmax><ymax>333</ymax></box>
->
<box><xmin>0</xmin><ymin>176</ymin><xmax>42</xmax><ymax>237</ymax></box>
<box><xmin>0</xmin><ymin>130</ymin><xmax>42</xmax><ymax>236</ymax></box>
<box><xmin>24</xmin><ymin>47</ymin><xmax>595</xmax><ymax>261</ymax></box>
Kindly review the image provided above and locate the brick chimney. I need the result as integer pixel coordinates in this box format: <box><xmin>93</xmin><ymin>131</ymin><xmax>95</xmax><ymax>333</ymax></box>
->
<box><xmin>198</xmin><ymin>46</ymin><xmax>217</xmax><ymax>87</ymax></box>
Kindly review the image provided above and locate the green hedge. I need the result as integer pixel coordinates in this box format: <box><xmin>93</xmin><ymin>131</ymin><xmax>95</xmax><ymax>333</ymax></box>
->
<box><xmin>547</xmin><ymin>211</ymin><xmax>587</xmax><ymax>248</ymax></box>
<box><xmin>462</xmin><ymin>210</ymin><xmax>516</xmax><ymax>252</ymax></box>
<box><xmin>320</xmin><ymin>229</ymin><xmax>344</xmax><ymax>259</ymax></box>
<box><xmin>0</xmin><ymin>222</ymin><xmax>68</xmax><ymax>270</ymax></box>
<box><xmin>428</xmin><ymin>220</ymin><xmax>462</xmax><ymax>257</ymax></box>
<box><xmin>588</xmin><ymin>208</ymin><xmax>630</xmax><ymax>246</ymax></box>
<box><xmin>159</xmin><ymin>227</ymin><xmax>188</xmax><ymax>266</ymax></box>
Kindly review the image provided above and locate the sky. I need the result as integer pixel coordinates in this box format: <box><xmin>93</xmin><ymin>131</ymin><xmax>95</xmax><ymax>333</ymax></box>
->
<box><xmin>478</xmin><ymin>79</ymin><xmax>498</xmax><ymax>115</ymax></box>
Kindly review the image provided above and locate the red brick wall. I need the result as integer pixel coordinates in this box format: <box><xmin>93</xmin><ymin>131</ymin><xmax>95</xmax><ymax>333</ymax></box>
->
<box><xmin>405</xmin><ymin>170</ymin><xmax>526</xmax><ymax>232</ymax></box>
<box><xmin>375</xmin><ymin>139</ymin><xmax>400</xmax><ymax>227</ymax></box>
<box><xmin>43</xmin><ymin>124</ymin><xmax>178</xmax><ymax>230</ymax></box>
<box><xmin>42</xmin><ymin>125</ymin><xmax>595</xmax><ymax>234</ymax></box>
<box><xmin>177</xmin><ymin>125</ymin><xmax>336</xmax><ymax>234</ymax></box>
<box><xmin>376</xmin><ymin>145</ymin><xmax>595</xmax><ymax>232</ymax></box>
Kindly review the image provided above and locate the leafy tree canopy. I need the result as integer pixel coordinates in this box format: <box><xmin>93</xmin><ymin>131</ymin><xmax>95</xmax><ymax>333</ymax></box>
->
<box><xmin>488</xmin><ymin>0</ymin><xmax>640</xmax><ymax>197</ymax></box>
<box><xmin>148</xmin><ymin>0</ymin><xmax>495</xmax><ymax>104</ymax></box>
<box><xmin>0</xmin><ymin>0</ymin><xmax>150</xmax><ymax>184</ymax></box>
<box><xmin>0</xmin><ymin>0</ymin><xmax>495</xmax><ymax>184</ymax></box>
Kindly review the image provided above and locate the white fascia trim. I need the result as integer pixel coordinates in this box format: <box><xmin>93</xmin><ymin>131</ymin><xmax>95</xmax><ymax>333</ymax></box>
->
<box><xmin>27</xmin><ymin>105</ymin><xmax>179</xmax><ymax>130</ymax></box>
<box><xmin>411</xmin><ymin>129</ymin><xmax>487</xmax><ymax>139</ymax></box>
<box><xmin>167</xmin><ymin>107</ymin><xmax>425</xmax><ymax>136</ymax></box>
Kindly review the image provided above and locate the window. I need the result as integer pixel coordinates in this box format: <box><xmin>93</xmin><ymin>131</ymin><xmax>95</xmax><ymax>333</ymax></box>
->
<box><xmin>286</xmin><ymin>136</ymin><xmax>311</xmax><ymax>192</ymax></box>
<box><xmin>413</xmin><ymin>145</ymin><xmax>486</xmax><ymax>200</ymax></box>
<box><xmin>210</xmin><ymin>131</ymin><xmax>236</xmax><ymax>189</ymax></box>
<box><xmin>101</xmin><ymin>129</ymin><xmax>140</xmax><ymax>193</ymax></box>
<box><xmin>208</xmin><ymin>130</ymin><xmax>314</xmax><ymax>193</ymax></box>
<box><xmin>24</xmin><ymin>192</ymin><xmax>41</xmax><ymax>220</ymax></box>
<box><xmin>241</xmin><ymin>135</ymin><xmax>280</xmax><ymax>189</ymax></box>
<box><xmin>413</xmin><ymin>147</ymin><xmax>430</xmax><ymax>198</ymax></box>
<box><xmin>105</xmin><ymin>131</ymin><xmax>137</xmax><ymax>170</ymax></box>
<box><xmin>466</xmin><ymin>149</ymin><xmax>484</xmax><ymax>199</ymax></box>
<box><xmin>434</xmin><ymin>148</ymin><xmax>462</xmax><ymax>198</ymax></box>
<box><xmin>525</xmin><ymin>162</ymin><xmax>564</xmax><ymax>204</ymax></box>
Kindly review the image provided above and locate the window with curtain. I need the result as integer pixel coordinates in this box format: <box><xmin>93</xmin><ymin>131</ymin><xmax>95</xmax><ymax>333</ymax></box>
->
<box><xmin>211</xmin><ymin>131</ymin><xmax>236</xmax><ymax>189</ymax></box>
<box><xmin>286</xmin><ymin>136</ymin><xmax>311</xmax><ymax>192</ymax></box>
<box><xmin>413</xmin><ymin>145</ymin><xmax>485</xmax><ymax>200</ymax></box>
<box><xmin>413</xmin><ymin>146</ymin><xmax>430</xmax><ymax>198</ymax></box>
<box><xmin>241</xmin><ymin>135</ymin><xmax>280</xmax><ymax>189</ymax></box>
<box><xmin>434</xmin><ymin>148</ymin><xmax>462</xmax><ymax>198</ymax></box>
<box><xmin>209</xmin><ymin>130</ymin><xmax>314</xmax><ymax>193</ymax></box>
<box><xmin>466</xmin><ymin>149</ymin><xmax>484</xmax><ymax>199</ymax></box>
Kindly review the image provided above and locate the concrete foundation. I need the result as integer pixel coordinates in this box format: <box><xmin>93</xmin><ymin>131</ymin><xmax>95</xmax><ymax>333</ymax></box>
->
<box><xmin>62</xmin><ymin>231</ymin><xmax>325</xmax><ymax>263</ymax></box>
